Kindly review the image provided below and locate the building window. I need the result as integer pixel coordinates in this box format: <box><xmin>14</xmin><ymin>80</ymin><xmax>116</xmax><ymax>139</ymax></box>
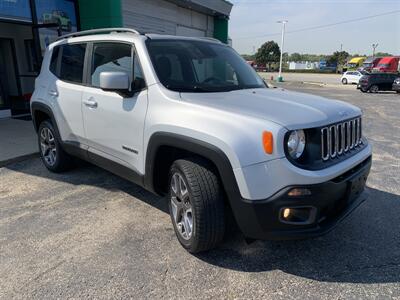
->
<box><xmin>35</xmin><ymin>0</ymin><xmax>78</xmax><ymax>33</ymax></box>
<box><xmin>0</xmin><ymin>0</ymin><xmax>32</xmax><ymax>22</ymax></box>
<box><xmin>24</xmin><ymin>40</ymin><xmax>40</xmax><ymax>73</ymax></box>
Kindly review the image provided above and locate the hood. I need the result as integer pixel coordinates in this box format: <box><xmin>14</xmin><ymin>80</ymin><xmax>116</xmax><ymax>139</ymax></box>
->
<box><xmin>180</xmin><ymin>88</ymin><xmax>361</xmax><ymax>130</ymax></box>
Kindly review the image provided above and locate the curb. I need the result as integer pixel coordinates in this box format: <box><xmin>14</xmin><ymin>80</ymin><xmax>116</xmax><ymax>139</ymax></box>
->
<box><xmin>0</xmin><ymin>152</ymin><xmax>39</xmax><ymax>168</ymax></box>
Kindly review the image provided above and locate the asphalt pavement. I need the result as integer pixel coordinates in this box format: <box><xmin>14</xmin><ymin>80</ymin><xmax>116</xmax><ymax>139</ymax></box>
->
<box><xmin>1</xmin><ymin>84</ymin><xmax>399</xmax><ymax>299</ymax></box>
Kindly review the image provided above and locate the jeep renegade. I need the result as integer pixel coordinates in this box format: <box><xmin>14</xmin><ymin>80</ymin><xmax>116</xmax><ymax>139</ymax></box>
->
<box><xmin>31</xmin><ymin>28</ymin><xmax>372</xmax><ymax>253</ymax></box>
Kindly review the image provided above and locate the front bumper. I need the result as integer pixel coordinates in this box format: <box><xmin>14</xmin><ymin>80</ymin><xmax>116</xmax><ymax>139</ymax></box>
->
<box><xmin>232</xmin><ymin>156</ymin><xmax>371</xmax><ymax>240</ymax></box>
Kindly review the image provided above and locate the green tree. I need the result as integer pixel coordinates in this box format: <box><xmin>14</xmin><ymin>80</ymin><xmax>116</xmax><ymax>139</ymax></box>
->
<box><xmin>374</xmin><ymin>52</ymin><xmax>393</xmax><ymax>57</ymax></box>
<box><xmin>255</xmin><ymin>41</ymin><xmax>281</xmax><ymax>70</ymax></box>
<box><xmin>289</xmin><ymin>52</ymin><xmax>302</xmax><ymax>62</ymax></box>
<box><xmin>327</xmin><ymin>51</ymin><xmax>349</xmax><ymax>66</ymax></box>
<box><xmin>241</xmin><ymin>54</ymin><xmax>255</xmax><ymax>61</ymax></box>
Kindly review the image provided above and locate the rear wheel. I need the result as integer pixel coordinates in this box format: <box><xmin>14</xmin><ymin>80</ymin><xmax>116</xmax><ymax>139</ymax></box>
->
<box><xmin>369</xmin><ymin>85</ymin><xmax>379</xmax><ymax>93</ymax></box>
<box><xmin>342</xmin><ymin>78</ymin><xmax>348</xmax><ymax>85</ymax></box>
<box><xmin>38</xmin><ymin>120</ymin><xmax>73</xmax><ymax>172</ymax></box>
<box><xmin>168</xmin><ymin>158</ymin><xmax>225</xmax><ymax>253</ymax></box>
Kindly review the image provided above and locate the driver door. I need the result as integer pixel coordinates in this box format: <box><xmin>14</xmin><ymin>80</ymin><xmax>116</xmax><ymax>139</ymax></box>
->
<box><xmin>82</xmin><ymin>41</ymin><xmax>148</xmax><ymax>174</ymax></box>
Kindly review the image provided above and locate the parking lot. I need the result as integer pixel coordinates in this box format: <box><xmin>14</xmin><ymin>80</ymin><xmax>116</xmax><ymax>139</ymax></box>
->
<box><xmin>1</xmin><ymin>83</ymin><xmax>399</xmax><ymax>299</ymax></box>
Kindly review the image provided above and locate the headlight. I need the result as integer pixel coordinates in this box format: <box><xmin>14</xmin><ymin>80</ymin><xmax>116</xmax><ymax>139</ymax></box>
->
<box><xmin>287</xmin><ymin>130</ymin><xmax>306</xmax><ymax>159</ymax></box>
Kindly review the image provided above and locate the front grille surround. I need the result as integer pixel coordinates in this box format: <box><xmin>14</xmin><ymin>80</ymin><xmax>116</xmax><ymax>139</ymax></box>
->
<box><xmin>321</xmin><ymin>117</ymin><xmax>363</xmax><ymax>162</ymax></box>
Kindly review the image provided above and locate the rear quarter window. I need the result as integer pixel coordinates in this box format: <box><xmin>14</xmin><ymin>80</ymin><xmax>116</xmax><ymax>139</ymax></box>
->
<box><xmin>49</xmin><ymin>46</ymin><xmax>60</xmax><ymax>76</ymax></box>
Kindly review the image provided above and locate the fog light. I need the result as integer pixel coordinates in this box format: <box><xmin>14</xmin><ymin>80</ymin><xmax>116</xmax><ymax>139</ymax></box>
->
<box><xmin>283</xmin><ymin>208</ymin><xmax>291</xmax><ymax>219</ymax></box>
<box><xmin>287</xmin><ymin>188</ymin><xmax>311</xmax><ymax>197</ymax></box>
<box><xmin>280</xmin><ymin>206</ymin><xmax>317</xmax><ymax>225</ymax></box>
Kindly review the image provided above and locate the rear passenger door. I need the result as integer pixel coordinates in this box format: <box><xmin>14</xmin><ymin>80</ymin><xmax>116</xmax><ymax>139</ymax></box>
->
<box><xmin>49</xmin><ymin>43</ymin><xmax>87</xmax><ymax>143</ymax></box>
<box><xmin>81</xmin><ymin>41</ymin><xmax>148</xmax><ymax>174</ymax></box>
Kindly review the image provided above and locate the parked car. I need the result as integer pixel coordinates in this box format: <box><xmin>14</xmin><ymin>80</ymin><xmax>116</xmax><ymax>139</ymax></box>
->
<box><xmin>358</xmin><ymin>73</ymin><xmax>399</xmax><ymax>93</ymax></box>
<box><xmin>392</xmin><ymin>77</ymin><xmax>400</xmax><ymax>93</ymax></box>
<box><xmin>31</xmin><ymin>28</ymin><xmax>372</xmax><ymax>253</ymax></box>
<box><xmin>341</xmin><ymin>71</ymin><xmax>364</xmax><ymax>84</ymax></box>
<box><xmin>359</xmin><ymin>56</ymin><xmax>381</xmax><ymax>72</ymax></box>
<box><xmin>372</xmin><ymin>57</ymin><xmax>400</xmax><ymax>73</ymax></box>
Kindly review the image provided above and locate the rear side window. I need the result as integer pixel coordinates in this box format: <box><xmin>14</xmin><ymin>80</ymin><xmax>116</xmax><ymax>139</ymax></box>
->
<box><xmin>49</xmin><ymin>43</ymin><xmax>86</xmax><ymax>84</ymax></box>
<box><xmin>59</xmin><ymin>44</ymin><xmax>86</xmax><ymax>83</ymax></box>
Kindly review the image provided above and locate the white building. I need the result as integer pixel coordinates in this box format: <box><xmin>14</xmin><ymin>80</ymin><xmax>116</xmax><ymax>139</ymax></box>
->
<box><xmin>289</xmin><ymin>61</ymin><xmax>320</xmax><ymax>70</ymax></box>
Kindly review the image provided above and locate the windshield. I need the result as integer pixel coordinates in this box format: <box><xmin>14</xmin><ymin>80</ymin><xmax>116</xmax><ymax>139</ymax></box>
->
<box><xmin>378</xmin><ymin>64</ymin><xmax>389</xmax><ymax>67</ymax></box>
<box><xmin>146</xmin><ymin>39</ymin><xmax>266</xmax><ymax>93</ymax></box>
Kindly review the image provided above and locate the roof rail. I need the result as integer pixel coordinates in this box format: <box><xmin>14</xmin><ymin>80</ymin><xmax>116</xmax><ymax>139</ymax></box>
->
<box><xmin>56</xmin><ymin>27</ymin><xmax>141</xmax><ymax>41</ymax></box>
<box><xmin>199</xmin><ymin>37</ymin><xmax>223</xmax><ymax>44</ymax></box>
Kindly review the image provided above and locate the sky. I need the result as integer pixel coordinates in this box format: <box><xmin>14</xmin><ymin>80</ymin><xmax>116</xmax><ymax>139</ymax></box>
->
<box><xmin>229</xmin><ymin>0</ymin><xmax>400</xmax><ymax>56</ymax></box>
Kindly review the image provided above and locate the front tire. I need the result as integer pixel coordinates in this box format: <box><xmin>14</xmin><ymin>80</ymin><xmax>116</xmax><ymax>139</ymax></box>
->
<box><xmin>168</xmin><ymin>158</ymin><xmax>225</xmax><ymax>253</ymax></box>
<box><xmin>38</xmin><ymin>120</ymin><xmax>73</xmax><ymax>172</ymax></box>
<box><xmin>369</xmin><ymin>84</ymin><xmax>379</xmax><ymax>93</ymax></box>
<box><xmin>342</xmin><ymin>78</ymin><xmax>348</xmax><ymax>84</ymax></box>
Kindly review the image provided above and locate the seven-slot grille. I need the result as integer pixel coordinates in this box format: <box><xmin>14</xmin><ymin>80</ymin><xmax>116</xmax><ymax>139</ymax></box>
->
<box><xmin>321</xmin><ymin>117</ymin><xmax>362</xmax><ymax>161</ymax></box>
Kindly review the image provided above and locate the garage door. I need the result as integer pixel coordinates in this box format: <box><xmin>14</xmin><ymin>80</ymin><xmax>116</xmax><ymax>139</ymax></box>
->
<box><xmin>176</xmin><ymin>25</ymin><xmax>205</xmax><ymax>37</ymax></box>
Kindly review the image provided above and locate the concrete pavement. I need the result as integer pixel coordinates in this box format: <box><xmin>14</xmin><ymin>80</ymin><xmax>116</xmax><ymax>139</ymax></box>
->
<box><xmin>0</xmin><ymin>118</ymin><xmax>38</xmax><ymax>167</ymax></box>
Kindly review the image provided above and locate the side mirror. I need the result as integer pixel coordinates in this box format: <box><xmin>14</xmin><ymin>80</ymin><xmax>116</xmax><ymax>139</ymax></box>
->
<box><xmin>99</xmin><ymin>71</ymin><xmax>130</xmax><ymax>92</ymax></box>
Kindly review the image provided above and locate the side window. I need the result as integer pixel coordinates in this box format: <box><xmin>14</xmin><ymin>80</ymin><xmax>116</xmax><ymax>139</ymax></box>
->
<box><xmin>91</xmin><ymin>43</ymin><xmax>132</xmax><ymax>88</ymax></box>
<box><xmin>49</xmin><ymin>46</ymin><xmax>60</xmax><ymax>76</ymax></box>
<box><xmin>59</xmin><ymin>43</ymin><xmax>86</xmax><ymax>83</ymax></box>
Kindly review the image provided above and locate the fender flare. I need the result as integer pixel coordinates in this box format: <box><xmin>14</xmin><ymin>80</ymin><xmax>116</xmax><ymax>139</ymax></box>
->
<box><xmin>144</xmin><ymin>132</ymin><xmax>241</xmax><ymax>198</ymax></box>
<box><xmin>31</xmin><ymin>102</ymin><xmax>57</xmax><ymax>132</ymax></box>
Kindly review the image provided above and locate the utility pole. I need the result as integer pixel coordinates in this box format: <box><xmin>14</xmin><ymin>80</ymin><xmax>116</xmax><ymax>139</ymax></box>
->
<box><xmin>372</xmin><ymin>43</ymin><xmax>378</xmax><ymax>58</ymax></box>
<box><xmin>340</xmin><ymin>43</ymin><xmax>343</xmax><ymax>52</ymax></box>
<box><xmin>277</xmin><ymin>20</ymin><xmax>288</xmax><ymax>82</ymax></box>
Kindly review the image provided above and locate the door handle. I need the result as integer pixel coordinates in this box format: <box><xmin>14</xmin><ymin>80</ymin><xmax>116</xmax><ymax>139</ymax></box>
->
<box><xmin>48</xmin><ymin>90</ymin><xmax>58</xmax><ymax>97</ymax></box>
<box><xmin>83</xmin><ymin>98</ymin><xmax>98</xmax><ymax>108</ymax></box>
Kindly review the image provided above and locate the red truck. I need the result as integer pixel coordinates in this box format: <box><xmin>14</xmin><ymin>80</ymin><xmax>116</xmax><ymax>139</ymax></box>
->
<box><xmin>372</xmin><ymin>56</ymin><xmax>400</xmax><ymax>73</ymax></box>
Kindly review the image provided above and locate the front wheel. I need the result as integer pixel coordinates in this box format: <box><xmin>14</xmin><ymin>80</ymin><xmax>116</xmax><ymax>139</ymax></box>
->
<box><xmin>369</xmin><ymin>85</ymin><xmax>379</xmax><ymax>93</ymax></box>
<box><xmin>168</xmin><ymin>158</ymin><xmax>225</xmax><ymax>253</ymax></box>
<box><xmin>342</xmin><ymin>78</ymin><xmax>348</xmax><ymax>84</ymax></box>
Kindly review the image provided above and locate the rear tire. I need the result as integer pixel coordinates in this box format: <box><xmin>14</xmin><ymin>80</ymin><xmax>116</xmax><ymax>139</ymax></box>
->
<box><xmin>369</xmin><ymin>85</ymin><xmax>379</xmax><ymax>93</ymax></box>
<box><xmin>38</xmin><ymin>120</ymin><xmax>73</xmax><ymax>172</ymax></box>
<box><xmin>168</xmin><ymin>158</ymin><xmax>225</xmax><ymax>253</ymax></box>
<box><xmin>342</xmin><ymin>78</ymin><xmax>348</xmax><ymax>85</ymax></box>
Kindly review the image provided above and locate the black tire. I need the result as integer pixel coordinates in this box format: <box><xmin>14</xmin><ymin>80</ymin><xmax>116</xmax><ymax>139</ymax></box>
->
<box><xmin>38</xmin><ymin>120</ymin><xmax>73</xmax><ymax>172</ymax></box>
<box><xmin>369</xmin><ymin>84</ymin><xmax>379</xmax><ymax>93</ymax></box>
<box><xmin>360</xmin><ymin>87</ymin><xmax>367</xmax><ymax>93</ymax></box>
<box><xmin>168</xmin><ymin>158</ymin><xmax>225</xmax><ymax>253</ymax></box>
<box><xmin>342</xmin><ymin>78</ymin><xmax>348</xmax><ymax>85</ymax></box>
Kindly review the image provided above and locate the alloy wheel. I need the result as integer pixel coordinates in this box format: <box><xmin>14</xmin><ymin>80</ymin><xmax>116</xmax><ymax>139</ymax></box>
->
<box><xmin>40</xmin><ymin>127</ymin><xmax>57</xmax><ymax>166</ymax></box>
<box><xmin>170</xmin><ymin>172</ymin><xmax>193</xmax><ymax>240</ymax></box>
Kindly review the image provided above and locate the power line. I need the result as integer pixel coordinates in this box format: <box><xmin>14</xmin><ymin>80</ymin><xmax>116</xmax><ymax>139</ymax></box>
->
<box><xmin>234</xmin><ymin>10</ymin><xmax>400</xmax><ymax>40</ymax></box>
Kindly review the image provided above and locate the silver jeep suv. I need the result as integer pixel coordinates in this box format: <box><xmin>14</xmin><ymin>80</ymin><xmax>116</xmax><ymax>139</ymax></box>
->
<box><xmin>31</xmin><ymin>28</ymin><xmax>372</xmax><ymax>253</ymax></box>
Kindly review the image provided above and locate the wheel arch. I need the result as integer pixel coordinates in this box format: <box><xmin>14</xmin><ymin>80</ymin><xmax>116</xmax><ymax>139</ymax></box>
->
<box><xmin>31</xmin><ymin>102</ymin><xmax>63</xmax><ymax>142</ymax></box>
<box><xmin>144</xmin><ymin>132</ymin><xmax>241</xmax><ymax>200</ymax></box>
